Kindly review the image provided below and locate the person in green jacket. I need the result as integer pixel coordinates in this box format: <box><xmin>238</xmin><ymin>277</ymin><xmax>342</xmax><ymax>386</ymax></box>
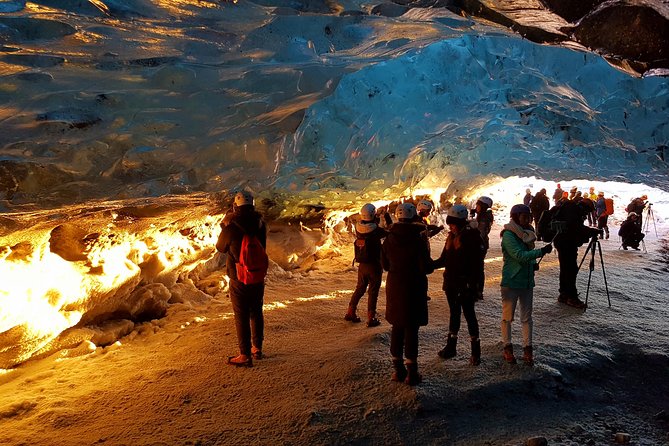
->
<box><xmin>500</xmin><ymin>204</ymin><xmax>552</xmax><ymax>366</ymax></box>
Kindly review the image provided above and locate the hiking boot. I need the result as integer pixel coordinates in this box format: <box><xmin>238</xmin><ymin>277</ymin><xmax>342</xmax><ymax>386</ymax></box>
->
<box><xmin>622</xmin><ymin>245</ymin><xmax>628</xmax><ymax>250</ymax></box>
<box><xmin>251</xmin><ymin>346</ymin><xmax>262</xmax><ymax>360</ymax></box>
<box><xmin>227</xmin><ymin>354</ymin><xmax>252</xmax><ymax>367</ymax></box>
<box><xmin>366</xmin><ymin>311</ymin><xmax>381</xmax><ymax>327</ymax></box>
<box><xmin>391</xmin><ymin>358</ymin><xmax>407</xmax><ymax>383</ymax></box>
<box><xmin>558</xmin><ymin>293</ymin><xmax>569</xmax><ymax>304</ymax></box>
<box><xmin>438</xmin><ymin>334</ymin><xmax>457</xmax><ymax>359</ymax></box>
<box><xmin>522</xmin><ymin>346</ymin><xmax>534</xmax><ymax>366</ymax></box>
<box><xmin>566</xmin><ymin>296</ymin><xmax>587</xmax><ymax>309</ymax></box>
<box><xmin>632</xmin><ymin>246</ymin><xmax>640</xmax><ymax>251</ymax></box>
<box><xmin>503</xmin><ymin>344</ymin><xmax>517</xmax><ymax>364</ymax></box>
<box><xmin>469</xmin><ymin>338</ymin><xmax>481</xmax><ymax>366</ymax></box>
<box><xmin>404</xmin><ymin>362</ymin><xmax>422</xmax><ymax>386</ymax></box>
<box><xmin>344</xmin><ymin>305</ymin><xmax>361</xmax><ymax>323</ymax></box>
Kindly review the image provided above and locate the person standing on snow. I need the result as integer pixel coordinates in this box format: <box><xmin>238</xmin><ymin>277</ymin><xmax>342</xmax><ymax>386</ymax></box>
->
<box><xmin>595</xmin><ymin>191</ymin><xmax>610</xmax><ymax>240</ymax></box>
<box><xmin>416</xmin><ymin>199</ymin><xmax>444</xmax><ymax>238</ymax></box>
<box><xmin>433</xmin><ymin>204</ymin><xmax>485</xmax><ymax>366</ymax></box>
<box><xmin>529</xmin><ymin>188</ymin><xmax>550</xmax><ymax>241</ymax></box>
<box><xmin>523</xmin><ymin>188</ymin><xmax>533</xmax><ymax>206</ymax></box>
<box><xmin>500</xmin><ymin>204</ymin><xmax>552</xmax><ymax>366</ymax></box>
<box><xmin>345</xmin><ymin>203</ymin><xmax>388</xmax><ymax>327</ymax></box>
<box><xmin>552</xmin><ymin>183</ymin><xmax>564</xmax><ymax>205</ymax></box>
<box><xmin>217</xmin><ymin>191</ymin><xmax>268</xmax><ymax>367</ymax></box>
<box><xmin>381</xmin><ymin>203</ymin><xmax>434</xmax><ymax>385</ymax></box>
<box><xmin>469</xmin><ymin>196</ymin><xmax>494</xmax><ymax>300</ymax></box>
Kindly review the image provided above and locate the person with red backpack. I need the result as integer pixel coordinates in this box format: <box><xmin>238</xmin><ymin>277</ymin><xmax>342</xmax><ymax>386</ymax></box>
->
<box><xmin>216</xmin><ymin>190</ymin><xmax>268</xmax><ymax>367</ymax></box>
<box><xmin>344</xmin><ymin>203</ymin><xmax>389</xmax><ymax>327</ymax></box>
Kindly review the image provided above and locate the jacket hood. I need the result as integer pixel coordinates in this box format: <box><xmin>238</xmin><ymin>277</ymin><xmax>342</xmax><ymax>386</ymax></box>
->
<box><xmin>356</xmin><ymin>220</ymin><xmax>378</xmax><ymax>234</ymax></box>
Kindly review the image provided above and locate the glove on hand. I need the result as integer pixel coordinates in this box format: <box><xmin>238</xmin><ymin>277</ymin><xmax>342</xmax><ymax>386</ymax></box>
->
<box><xmin>540</xmin><ymin>244</ymin><xmax>553</xmax><ymax>255</ymax></box>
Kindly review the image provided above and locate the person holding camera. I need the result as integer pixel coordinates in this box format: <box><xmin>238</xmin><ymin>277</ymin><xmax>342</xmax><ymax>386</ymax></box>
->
<box><xmin>626</xmin><ymin>195</ymin><xmax>648</xmax><ymax>229</ymax></box>
<box><xmin>551</xmin><ymin>198</ymin><xmax>598</xmax><ymax>309</ymax></box>
<box><xmin>499</xmin><ymin>204</ymin><xmax>552</xmax><ymax>365</ymax></box>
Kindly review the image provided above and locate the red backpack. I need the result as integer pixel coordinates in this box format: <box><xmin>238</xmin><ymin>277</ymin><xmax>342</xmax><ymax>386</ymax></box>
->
<box><xmin>233</xmin><ymin>221</ymin><xmax>268</xmax><ymax>285</ymax></box>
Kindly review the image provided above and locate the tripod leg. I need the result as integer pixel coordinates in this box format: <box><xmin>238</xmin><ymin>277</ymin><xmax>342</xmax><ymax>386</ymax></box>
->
<box><xmin>577</xmin><ymin>239</ymin><xmax>593</xmax><ymax>273</ymax></box>
<box><xmin>596</xmin><ymin>241</ymin><xmax>611</xmax><ymax>307</ymax></box>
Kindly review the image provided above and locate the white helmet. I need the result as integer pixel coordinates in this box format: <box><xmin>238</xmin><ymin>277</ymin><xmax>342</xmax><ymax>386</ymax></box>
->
<box><xmin>478</xmin><ymin>196</ymin><xmax>493</xmax><ymax>208</ymax></box>
<box><xmin>416</xmin><ymin>200</ymin><xmax>433</xmax><ymax>214</ymax></box>
<box><xmin>395</xmin><ymin>203</ymin><xmax>417</xmax><ymax>221</ymax></box>
<box><xmin>447</xmin><ymin>204</ymin><xmax>468</xmax><ymax>220</ymax></box>
<box><xmin>359</xmin><ymin>203</ymin><xmax>376</xmax><ymax>221</ymax></box>
<box><xmin>234</xmin><ymin>190</ymin><xmax>254</xmax><ymax>207</ymax></box>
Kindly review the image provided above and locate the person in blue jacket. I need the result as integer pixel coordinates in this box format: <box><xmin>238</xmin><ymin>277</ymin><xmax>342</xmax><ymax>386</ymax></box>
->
<box><xmin>499</xmin><ymin>204</ymin><xmax>552</xmax><ymax>366</ymax></box>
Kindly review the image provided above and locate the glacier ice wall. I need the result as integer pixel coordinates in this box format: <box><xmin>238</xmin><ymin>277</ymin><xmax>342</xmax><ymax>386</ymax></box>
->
<box><xmin>280</xmin><ymin>35</ymin><xmax>669</xmax><ymax>194</ymax></box>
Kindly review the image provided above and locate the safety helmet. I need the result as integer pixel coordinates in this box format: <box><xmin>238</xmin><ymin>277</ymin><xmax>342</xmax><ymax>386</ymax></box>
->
<box><xmin>478</xmin><ymin>196</ymin><xmax>493</xmax><ymax>208</ymax></box>
<box><xmin>526</xmin><ymin>188</ymin><xmax>531</xmax><ymax>194</ymax></box>
<box><xmin>359</xmin><ymin>203</ymin><xmax>376</xmax><ymax>221</ymax></box>
<box><xmin>570</xmin><ymin>186</ymin><xmax>577</xmax><ymax>192</ymax></box>
<box><xmin>395</xmin><ymin>202</ymin><xmax>417</xmax><ymax>221</ymax></box>
<box><xmin>641</xmin><ymin>194</ymin><xmax>648</xmax><ymax>200</ymax></box>
<box><xmin>510</xmin><ymin>204</ymin><xmax>531</xmax><ymax>216</ymax></box>
<box><xmin>598</xmin><ymin>191</ymin><xmax>604</xmax><ymax>196</ymax></box>
<box><xmin>447</xmin><ymin>204</ymin><xmax>468</xmax><ymax>220</ymax></box>
<box><xmin>234</xmin><ymin>190</ymin><xmax>254</xmax><ymax>207</ymax></box>
<box><xmin>416</xmin><ymin>200</ymin><xmax>433</xmax><ymax>214</ymax></box>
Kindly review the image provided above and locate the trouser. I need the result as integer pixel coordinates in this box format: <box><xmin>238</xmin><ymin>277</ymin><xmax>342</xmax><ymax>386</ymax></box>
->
<box><xmin>445</xmin><ymin>287</ymin><xmax>479</xmax><ymax>338</ymax></box>
<box><xmin>500</xmin><ymin>287</ymin><xmax>533</xmax><ymax>347</ymax></box>
<box><xmin>556</xmin><ymin>243</ymin><xmax>578</xmax><ymax>297</ymax></box>
<box><xmin>229</xmin><ymin>279</ymin><xmax>265</xmax><ymax>356</ymax></box>
<box><xmin>349</xmin><ymin>262</ymin><xmax>382</xmax><ymax>313</ymax></box>
<box><xmin>390</xmin><ymin>325</ymin><xmax>419</xmax><ymax>362</ymax></box>
<box><xmin>597</xmin><ymin>215</ymin><xmax>609</xmax><ymax>237</ymax></box>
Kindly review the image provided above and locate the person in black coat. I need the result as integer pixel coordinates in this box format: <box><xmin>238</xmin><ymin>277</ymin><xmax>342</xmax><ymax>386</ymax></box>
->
<box><xmin>432</xmin><ymin>204</ymin><xmax>485</xmax><ymax>366</ymax></box>
<box><xmin>381</xmin><ymin>203</ymin><xmax>434</xmax><ymax>385</ymax></box>
<box><xmin>216</xmin><ymin>191</ymin><xmax>267</xmax><ymax>367</ymax></box>
<box><xmin>619</xmin><ymin>212</ymin><xmax>645</xmax><ymax>250</ymax></box>
<box><xmin>345</xmin><ymin>203</ymin><xmax>388</xmax><ymax>327</ymax></box>
<box><xmin>529</xmin><ymin>188</ymin><xmax>550</xmax><ymax>240</ymax></box>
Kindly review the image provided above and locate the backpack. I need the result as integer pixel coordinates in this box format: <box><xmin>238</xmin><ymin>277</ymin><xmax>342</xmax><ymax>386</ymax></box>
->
<box><xmin>604</xmin><ymin>198</ymin><xmax>614</xmax><ymax>216</ymax></box>
<box><xmin>233</xmin><ymin>221</ymin><xmax>268</xmax><ymax>285</ymax></box>
<box><xmin>353</xmin><ymin>237</ymin><xmax>368</xmax><ymax>263</ymax></box>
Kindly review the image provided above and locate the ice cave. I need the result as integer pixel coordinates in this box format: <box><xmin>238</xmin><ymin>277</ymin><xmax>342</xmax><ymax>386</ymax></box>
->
<box><xmin>0</xmin><ymin>1</ymin><xmax>668</xmax><ymax>445</ymax></box>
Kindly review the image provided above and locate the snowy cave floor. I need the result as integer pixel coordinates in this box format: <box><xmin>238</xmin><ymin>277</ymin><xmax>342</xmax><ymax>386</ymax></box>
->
<box><xmin>1</xmin><ymin>231</ymin><xmax>669</xmax><ymax>446</ymax></box>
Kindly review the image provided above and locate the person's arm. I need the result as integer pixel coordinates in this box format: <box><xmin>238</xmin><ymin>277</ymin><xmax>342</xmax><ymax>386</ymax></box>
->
<box><xmin>431</xmin><ymin>241</ymin><xmax>447</xmax><ymax>269</ymax></box>
<box><xmin>216</xmin><ymin>225</ymin><xmax>231</xmax><ymax>254</ymax></box>
<box><xmin>501</xmin><ymin>231</ymin><xmax>543</xmax><ymax>264</ymax></box>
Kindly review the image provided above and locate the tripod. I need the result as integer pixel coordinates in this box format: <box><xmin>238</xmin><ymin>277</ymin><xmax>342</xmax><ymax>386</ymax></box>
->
<box><xmin>577</xmin><ymin>235</ymin><xmax>611</xmax><ymax>308</ymax></box>
<box><xmin>642</xmin><ymin>203</ymin><xmax>658</xmax><ymax>237</ymax></box>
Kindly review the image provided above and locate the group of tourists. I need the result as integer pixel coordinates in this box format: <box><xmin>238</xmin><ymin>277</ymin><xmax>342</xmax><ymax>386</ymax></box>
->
<box><xmin>342</xmin><ymin>195</ymin><xmax>544</xmax><ymax>386</ymax></box>
<box><xmin>215</xmin><ymin>186</ymin><xmax>651</xmax><ymax>386</ymax></box>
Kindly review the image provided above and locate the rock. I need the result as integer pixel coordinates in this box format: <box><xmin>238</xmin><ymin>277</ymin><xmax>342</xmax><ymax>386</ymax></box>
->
<box><xmin>49</xmin><ymin>223</ymin><xmax>89</xmax><ymax>262</ymax></box>
<box><xmin>526</xmin><ymin>436</ymin><xmax>548</xmax><ymax>446</ymax></box>
<box><xmin>614</xmin><ymin>432</ymin><xmax>631</xmax><ymax>444</ymax></box>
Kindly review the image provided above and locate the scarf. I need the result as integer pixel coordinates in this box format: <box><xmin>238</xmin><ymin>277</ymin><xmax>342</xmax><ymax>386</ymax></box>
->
<box><xmin>503</xmin><ymin>220</ymin><xmax>536</xmax><ymax>249</ymax></box>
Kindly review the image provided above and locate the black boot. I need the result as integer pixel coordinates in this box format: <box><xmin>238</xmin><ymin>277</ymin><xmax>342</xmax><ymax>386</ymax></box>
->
<box><xmin>469</xmin><ymin>337</ymin><xmax>481</xmax><ymax>366</ymax></box>
<box><xmin>404</xmin><ymin>361</ymin><xmax>422</xmax><ymax>386</ymax></box>
<box><xmin>344</xmin><ymin>305</ymin><xmax>361</xmax><ymax>323</ymax></box>
<box><xmin>391</xmin><ymin>358</ymin><xmax>407</xmax><ymax>382</ymax></box>
<box><xmin>438</xmin><ymin>333</ymin><xmax>457</xmax><ymax>359</ymax></box>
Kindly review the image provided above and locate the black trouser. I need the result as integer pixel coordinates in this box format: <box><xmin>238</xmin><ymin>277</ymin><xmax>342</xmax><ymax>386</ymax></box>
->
<box><xmin>556</xmin><ymin>242</ymin><xmax>578</xmax><ymax>297</ymax></box>
<box><xmin>445</xmin><ymin>287</ymin><xmax>479</xmax><ymax>338</ymax></box>
<box><xmin>390</xmin><ymin>325</ymin><xmax>419</xmax><ymax>362</ymax></box>
<box><xmin>229</xmin><ymin>279</ymin><xmax>265</xmax><ymax>356</ymax></box>
<box><xmin>597</xmin><ymin>215</ymin><xmax>609</xmax><ymax>237</ymax></box>
<box><xmin>349</xmin><ymin>262</ymin><xmax>382</xmax><ymax>313</ymax></box>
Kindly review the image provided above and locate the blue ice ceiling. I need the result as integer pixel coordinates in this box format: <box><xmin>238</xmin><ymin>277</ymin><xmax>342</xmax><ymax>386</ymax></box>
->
<box><xmin>0</xmin><ymin>0</ymin><xmax>668</xmax><ymax>209</ymax></box>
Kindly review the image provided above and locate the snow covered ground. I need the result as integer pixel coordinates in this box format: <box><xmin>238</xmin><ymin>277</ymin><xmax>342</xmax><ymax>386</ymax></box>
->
<box><xmin>1</xmin><ymin>182</ymin><xmax>668</xmax><ymax>445</ymax></box>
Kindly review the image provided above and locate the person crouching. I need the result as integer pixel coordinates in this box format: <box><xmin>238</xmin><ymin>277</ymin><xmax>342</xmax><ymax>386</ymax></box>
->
<box><xmin>381</xmin><ymin>203</ymin><xmax>434</xmax><ymax>385</ymax></box>
<box><xmin>619</xmin><ymin>212</ymin><xmax>645</xmax><ymax>250</ymax></box>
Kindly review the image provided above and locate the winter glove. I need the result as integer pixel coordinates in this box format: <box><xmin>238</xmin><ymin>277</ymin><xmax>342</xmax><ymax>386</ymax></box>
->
<box><xmin>540</xmin><ymin>244</ymin><xmax>553</xmax><ymax>255</ymax></box>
